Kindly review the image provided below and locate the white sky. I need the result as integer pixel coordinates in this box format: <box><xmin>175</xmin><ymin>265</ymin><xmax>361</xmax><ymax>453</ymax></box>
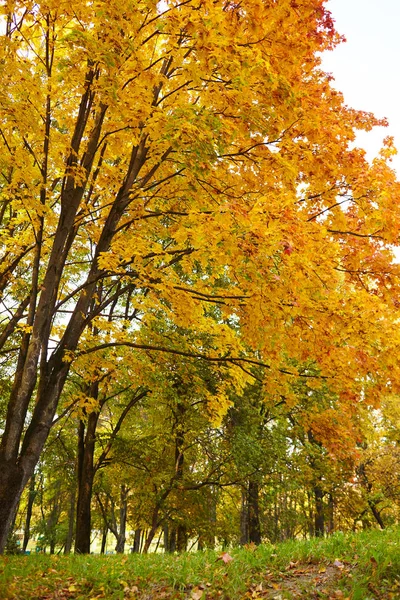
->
<box><xmin>322</xmin><ymin>0</ymin><xmax>400</xmax><ymax>174</ymax></box>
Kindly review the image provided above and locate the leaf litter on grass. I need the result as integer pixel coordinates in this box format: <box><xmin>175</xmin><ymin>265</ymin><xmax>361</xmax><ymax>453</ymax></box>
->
<box><xmin>242</xmin><ymin>560</ymin><xmax>353</xmax><ymax>600</ymax></box>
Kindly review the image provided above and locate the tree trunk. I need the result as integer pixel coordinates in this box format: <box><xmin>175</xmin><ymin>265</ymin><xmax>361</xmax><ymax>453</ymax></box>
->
<box><xmin>100</xmin><ymin>525</ymin><xmax>108</xmax><ymax>554</ymax></box>
<box><xmin>132</xmin><ymin>529</ymin><xmax>141</xmax><ymax>553</ymax></box>
<box><xmin>0</xmin><ymin>465</ymin><xmax>29</xmax><ymax>553</ymax></box>
<box><xmin>23</xmin><ymin>474</ymin><xmax>36</xmax><ymax>552</ymax></box>
<box><xmin>47</xmin><ymin>484</ymin><xmax>62</xmax><ymax>555</ymax></box>
<box><xmin>164</xmin><ymin>524</ymin><xmax>176</xmax><ymax>553</ymax></box>
<box><xmin>203</xmin><ymin>488</ymin><xmax>217</xmax><ymax>549</ymax></box>
<box><xmin>327</xmin><ymin>493</ymin><xmax>334</xmax><ymax>534</ymax></box>
<box><xmin>75</xmin><ymin>408</ymin><xmax>99</xmax><ymax>554</ymax></box>
<box><xmin>115</xmin><ymin>484</ymin><xmax>128</xmax><ymax>553</ymax></box>
<box><xmin>368</xmin><ymin>500</ymin><xmax>385</xmax><ymax>529</ymax></box>
<box><xmin>176</xmin><ymin>524</ymin><xmax>187</xmax><ymax>552</ymax></box>
<box><xmin>314</xmin><ymin>484</ymin><xmax>325</xmax><ymax>537</ymax></box>
<box><xmin>143</xmin><ymin>521</ymin><xmax>158</xmax><ymax>553</ymax></box>
<box><xmin>240</xmin><ymin>487</ymin><xmax>248</xmax><ymax>545</ymax></box>
<box><xmin>248</xmin><ymin>480</ymin><xmax>261</xmax><ymax>545</ymax></box>
<box><xmin>64</xmin><ymin>485</ymin><xmax>76</xmax><ymax>554</ymax></box>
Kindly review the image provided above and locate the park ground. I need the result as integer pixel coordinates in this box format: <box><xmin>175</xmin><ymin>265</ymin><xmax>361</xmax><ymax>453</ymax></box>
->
<box><xmin>0</xmin><ymin>527</ymin><xmax>400</xmax><ymax>599</ymax></box>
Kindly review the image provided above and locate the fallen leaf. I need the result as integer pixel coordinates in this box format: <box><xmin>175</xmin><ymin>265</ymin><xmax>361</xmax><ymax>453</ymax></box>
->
<box><xmin>124</xmin><ymin>585</ymin><xmax>139</xmax><ymax>596</ymax></box>
<box><xmin>217</xmin><ymin>552</ymin><xmax>233</xmax><ymax>564</ymax></box>
<box><xmin>191</xmin><ymin>586</ymin><xmax>204</xmax><ymax>600</ymax></box>
<box><xmin>333</xmin><ymin>559</ymin><xmax>344</xmax><ymax>569</ymax></box>
<box><xmin>271</xmin><ymin>583</ymin><xmax>281</xmax><ymax>590</ymax></box>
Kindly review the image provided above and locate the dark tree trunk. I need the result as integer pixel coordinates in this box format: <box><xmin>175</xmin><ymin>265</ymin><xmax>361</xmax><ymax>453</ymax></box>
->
<box><xmin>115</xmin><ymin>485</ymin><xmax>128</xmax><ymax>553</ymax></box>
<box><xmin>368</xmin><ymin>500</ymin><xmax>385</xmax><ymax>529</ymax></box>
<box><xmin>307</xmin><ymin>491</ymin><xmax>314</xmax><ymax>537</ymax></box>
<box><xmin>132</xmin><ymin>529</ymin><xmax>141</xmax><ymax>553</ymax></box>
<box><xmin>176</xmin><ymin>524</ymin><xmax>187</xmax><ymax>552</ymax></box>
<box><xmin>327</xmin><ymin>493</ymin><xmax>334</xmax><ymax>534</ymax></box>
<box><xmin>143</xmin><ymin>518</ymin><xmax>158</xmax><ymax>553</ymax></box>
<box><xmin>248</xmin><ymin>480</ymin><xmax>261</xmax><ymax>545</ymax></box>
<box><xmin>23</xmin><ymin>474</ymin><xmax>36</xmax><ymax>552</ymax></box>
<box><xmin>164</xmin><ymin>525</ymin><xmax>176</xmax><ymax>553</ymax></box>
<box><xmin>100</xmin><ymin>525</ymin><xmax>108</xmax><ymax>554</ymax></box>
<box><xmin>0</xmin><ymin>465</ymin><xmax>29</xmax><ymax>553</ymax></box>
<box><xmin>75</xmin><ymin>407</ymin><xmax>99</xmax><ymax>554</ymax></box>
<box><xmin>314</xmin><ymin>485</ymin><xmax>325</xmax><ymax>537</ymax></box>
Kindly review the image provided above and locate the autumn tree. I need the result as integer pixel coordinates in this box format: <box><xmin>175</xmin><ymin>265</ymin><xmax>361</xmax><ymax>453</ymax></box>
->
<box><xmin>1</xmin><ymin>0</ymin><xmax>400</xmax><ymax>552</ymax></box>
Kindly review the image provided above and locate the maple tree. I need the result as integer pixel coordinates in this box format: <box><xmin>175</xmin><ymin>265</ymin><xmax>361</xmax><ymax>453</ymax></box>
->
<box><xmin>1</xmin><ymin>0</ymin><xmax>400</xmax><ymax>553</ymax></box>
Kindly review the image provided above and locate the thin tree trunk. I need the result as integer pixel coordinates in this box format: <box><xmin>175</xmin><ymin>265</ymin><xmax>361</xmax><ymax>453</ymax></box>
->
<box><xmin>115</xmin><ymin>484</ymin><xmax>128</xmax><ymax>553</ymax></box>
<box><xmin>143</xmin><ymin>521</ymin><xmax>158</xmax><ymax>553</ymax></box>
<box><xmin>368</xmin><ymin>500</ymin><xmax>385</xmax><ymax>529</ymax></box>
<box><xmin>314</xmin><ymin>484</ymin><xmax>325</xmax><ymax>537</ymax></box>
<box><xmin>47</xmin><ymin>485</ymin><xmax>62</xmax><ymax>555</ymax></box>
<box><xmin>248</xmin><ymin>480</ymin><xmax>261</xmax><ymax>545</ymax></box>
<box><xmin>100</xmin><ymin>525</ymin><xmax>108</xmax><ymax>554</ymax></box>
<box><xmin>327</xmin><ymin>493</ymin><xmax>334</xmax><ymax>534</ymax></box>
<box><xmin>23</xmin><ymin>474</ymin><xmax>36</xmax><ymax>552</ymax></box>
<box><xmin>240</xmin><ymin>487</ymin><xmax>248</xmax><ymax>545</ymax></box>
<box><xmin>64</xmin><ymin>484</ymin><xmax>76</xmax><ymax>554</ymax></box>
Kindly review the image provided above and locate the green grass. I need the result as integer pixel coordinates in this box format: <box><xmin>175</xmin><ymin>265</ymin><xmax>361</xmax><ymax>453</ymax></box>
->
<box><xmin>0</xmin><ymin>527</ymin><xmax>399</xmax><ymax>599</ymax></box>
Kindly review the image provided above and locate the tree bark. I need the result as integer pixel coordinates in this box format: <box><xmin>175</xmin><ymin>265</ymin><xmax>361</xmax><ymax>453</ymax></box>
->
<box><xmin>74</xmin><ymin>410</ymin><xmax>99</xmax><ymax>554</ymax></box>
<box><xmin>132</xmin><ymin>529</ymin><xmax>141</xmax><ymax>553</ymax></box>
<box><xmin>100</xmin><ymin>525</ymin><xmax>108</xmax><ymax>554</ymax></box>
<box><xmin>368</xmin><ymin>500</ymin><xmax>385</xmax><ymax>529</ymax></box>
<box><xmin>0</xmin><ymin>465</ymin><xmax>28</xmax><ymax>554</ymax></box>
<box><xmin>23</xmin><ymin>474</ymin><xmax>36</xmax><ymax>552</ymax></box>
<box><xmin>176</xmin><ymin>525</ymin><xmax>187</xmax><ymax>552</ymax></box>
<box><xmin>314</xmin><ymin>484</ymin><xmax>325</xmax><ymax>537</ymax></box>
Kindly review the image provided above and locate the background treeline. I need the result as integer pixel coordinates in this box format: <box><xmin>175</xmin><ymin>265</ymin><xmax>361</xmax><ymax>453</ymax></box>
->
<box><xmin>5</xmin><ymin>353</ymin><xmax>399</xmax><ymax>555</ymax></box>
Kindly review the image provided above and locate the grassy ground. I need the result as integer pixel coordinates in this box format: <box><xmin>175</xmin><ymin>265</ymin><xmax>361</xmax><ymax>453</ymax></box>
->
<box><xmin>0</xmin><ymin>527</ymin><xmax>399</xmax><ymax>599</ymax></box>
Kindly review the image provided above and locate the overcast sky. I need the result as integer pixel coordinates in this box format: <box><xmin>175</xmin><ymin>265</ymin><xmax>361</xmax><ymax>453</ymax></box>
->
<box><xmin>322</xmin><ymin>0</ymin><xmax>400</xmax><ymax>173</ymax></box>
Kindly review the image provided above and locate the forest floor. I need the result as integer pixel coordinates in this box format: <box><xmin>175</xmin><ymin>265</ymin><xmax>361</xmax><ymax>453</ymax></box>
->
<box><xmin>0</xmin><ymin>527</ymin><xmax>400</xmax><ymax>599</ymax></box>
